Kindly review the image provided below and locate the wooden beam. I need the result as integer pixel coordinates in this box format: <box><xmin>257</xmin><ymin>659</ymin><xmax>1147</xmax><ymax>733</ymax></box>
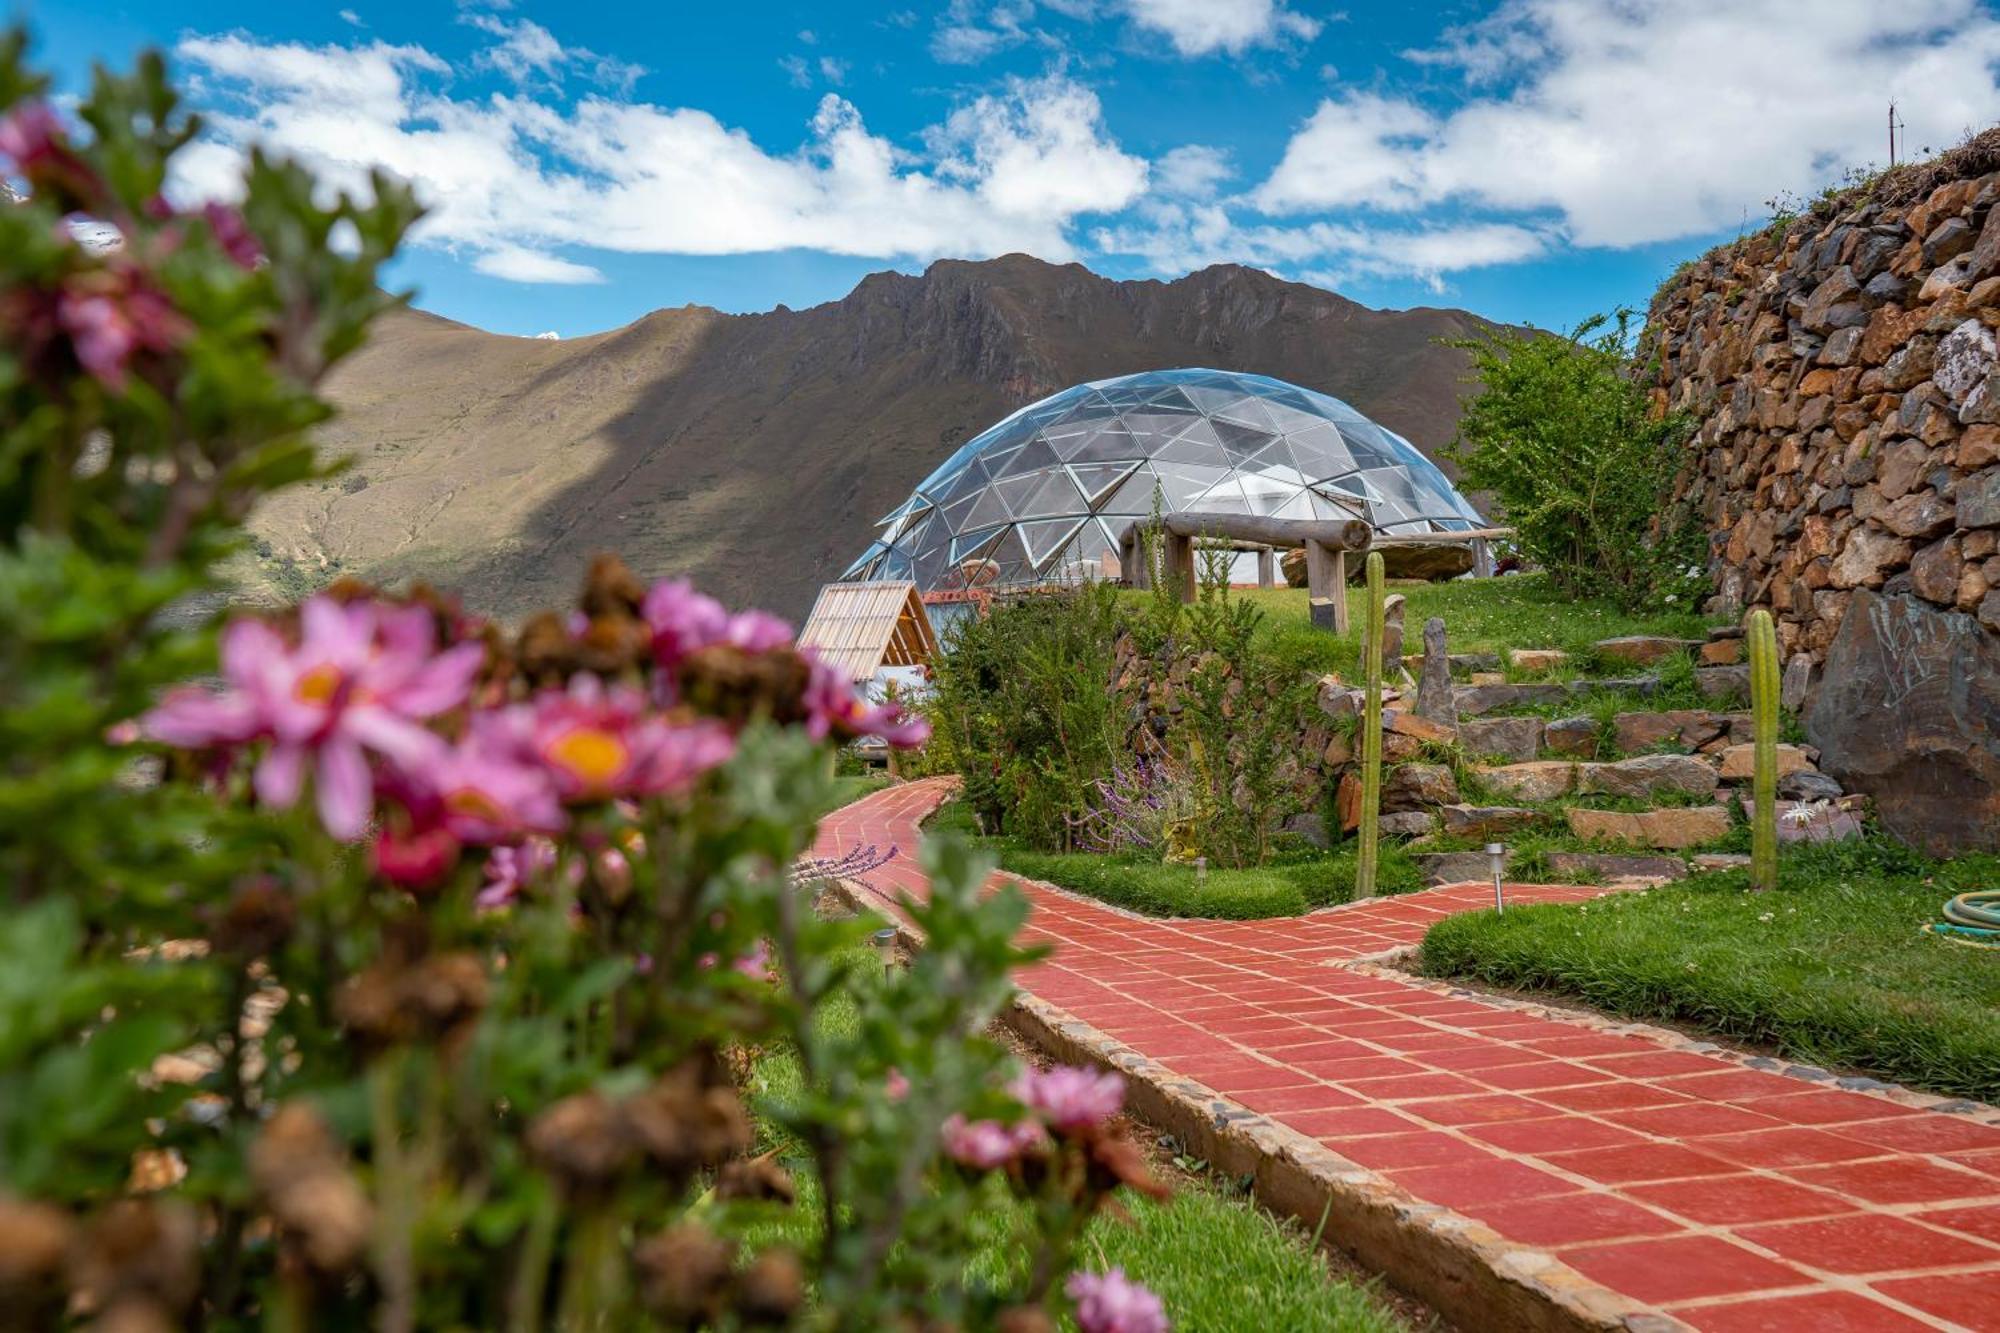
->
<box><xmin>1142</xmin><ymin>511</ymin><xmax>1373</xmax><ymax>551</ymax></box>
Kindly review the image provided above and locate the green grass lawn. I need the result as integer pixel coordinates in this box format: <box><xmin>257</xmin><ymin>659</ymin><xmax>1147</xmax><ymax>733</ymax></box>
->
<box><xmin>747</xmin><ymin>951</ymin><xmax>1412</xmax><ymax>1332</ymax></box>
<box><xmin>925</xmin><ymin>801</ymin><xmax>1425</xmax><ymax>919</ymax></box>
<box><xmin>1224</xmin><ymin>573</ymin><xmax>1718</xmax><ymax>680</ymax></box>
<box><xmin>1417</xmin><ymin>840</ymin><xmax>2000</xmax><ymax>1102</ymax></box>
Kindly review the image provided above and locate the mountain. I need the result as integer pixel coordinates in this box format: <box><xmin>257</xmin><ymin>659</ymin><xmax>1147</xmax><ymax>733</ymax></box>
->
<box><xmin>255</xmin><ymin>255</ymin><xmax>1499</xmax><ymax>621</ymax></box>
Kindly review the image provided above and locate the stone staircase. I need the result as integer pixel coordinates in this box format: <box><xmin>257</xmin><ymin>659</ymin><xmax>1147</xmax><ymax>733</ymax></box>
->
<box><xmin>1323</xmin><ymin>627</ymin><xmax>1865</xmax><ymax>886</ymax></box>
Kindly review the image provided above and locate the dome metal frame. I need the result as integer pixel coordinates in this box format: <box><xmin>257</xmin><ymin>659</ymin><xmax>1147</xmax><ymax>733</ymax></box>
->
<box><xmin>842</xmin><ymin>368</ymin><xmax>1486</xmax><ymax>593</ymax></box>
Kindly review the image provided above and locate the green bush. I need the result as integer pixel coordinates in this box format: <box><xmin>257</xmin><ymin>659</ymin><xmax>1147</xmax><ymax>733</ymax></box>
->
<box><xmin>1446</xmin><ymin>312</ymin><xmax>1706</xmax><ymax>612</ymax></box>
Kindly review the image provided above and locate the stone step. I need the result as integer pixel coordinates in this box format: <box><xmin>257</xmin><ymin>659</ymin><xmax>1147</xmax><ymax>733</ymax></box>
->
<box><xmin>1474</xmin><ymin>754</ymin><xmax>1721</xmax><ymax>802</ymax></box>
<box><xmin>1566</xmin><ymin>804</ymin><xmax>1731</xmax><ymax>850</ymax></box>
<box><xmin>1593</xmin><ymin>635</ymin><xmax>1702</xmax><ymax>667</ymax></box>
<box><xmin>1413</xmin><ymin>850</ymin><xmax>1508</xmax><ymax>887</ymax></box>
<box><xmin>1545</xmin><ymin>851</ymin><xmax>1687</xmax><ymax>884</ymax></box>
<box><xmin>1453</xmin><ymin>676</ymin><xmax>1660</xmax><ymax>716</ymax></box>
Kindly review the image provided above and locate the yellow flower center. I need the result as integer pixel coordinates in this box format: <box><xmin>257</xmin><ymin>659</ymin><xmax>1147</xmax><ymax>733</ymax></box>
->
<box><xmin>445</xmin><ymin>787</ymin><xmax>508</xmax><ymax>825</ymax></box>
<box><xmin>546</xmin><ymin>727</ymin><xmax>629</xmax><ymax>791</ymax></box>
<box><xmin>295</xmin><ymin>663</ymin><xmax>342</xmax><ymax>705</ymax></box>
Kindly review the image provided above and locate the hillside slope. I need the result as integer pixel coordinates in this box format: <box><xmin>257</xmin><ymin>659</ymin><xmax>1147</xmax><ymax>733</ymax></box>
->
<box><xmin>256</xmin><ymin>255</ymin><xmax>1497</xmax><ymax>619</ymax></box>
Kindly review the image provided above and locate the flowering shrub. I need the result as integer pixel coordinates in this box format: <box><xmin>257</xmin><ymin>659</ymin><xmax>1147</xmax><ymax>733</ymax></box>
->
<box><xmin>0</xmin><ymin>36</ymin><xmax>1166</xmax><ymax>1331</ymax></box>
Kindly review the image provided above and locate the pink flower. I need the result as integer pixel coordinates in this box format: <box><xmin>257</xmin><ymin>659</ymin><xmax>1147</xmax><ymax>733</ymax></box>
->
<box><xmin>884</xmin><ymin>1068</ymin><xmax>910</xmax><ymax>1101</ymax></box>
<box><xmin>941</xmin><ymin>1114</ymin><xmax>1042</xmax><ymax>1170</ymax></box>
<box><xmin>201</xmin><ymin>202</ymin><xmax>262</xmax><ymax>269</ymax></box>
<box><xmin>640</xmin><ymin>579</ymin><xmax>731</xmax><ymax>668</ymax></box>
<box><xmin>1013</xmin><ymin>1066</ymin><xmax>1124</xmax><ymax>1133</ymax></box>
<box><xmin>731</xmin><ymin>939</ymin><xmax>774</xmax><ymax>979</ymax></box>
<box><xmin>141</xmin><ymin>596</ymin><xmax>484</xmax><ymax>840</ymax></box>
<box><xmin>724</xmin><ymin>608</ymin><xmax>793</xmax><ymax>653</ymax></box>
<box><xmin>522</xmin><ymin>675</ymin><xmax>734</xmax><ymax>803</ymax></box>
<box><xmin>424</xmin><ymin>713</ymin><xmax>566</xmax><ymax>844</ymax></box>
<box><xmin>0</xmin><ymin>102</ymin><xmax>99</xmax><ymax>205</ymax></box>
<box><xmin>802</xmin><ymin>653</ymin><xmax>931</xmax><ymax>749</ymax></box>
<box><xmin>371</xmin><ymin>823</ymin><xmax>460</xmax><ymax>890</ymax></box>
<box><xmin>475</xmin><ymin>837</ymin><xmax>560</xmax><ymax>911</ymax></box>
<box><xmin>1066</xmin><ymin>1269</ymin><xmax>1168</xmax><ymax>1333</ymax></box>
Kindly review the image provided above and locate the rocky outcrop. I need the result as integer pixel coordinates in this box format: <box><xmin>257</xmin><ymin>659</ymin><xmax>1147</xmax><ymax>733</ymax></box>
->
<box><xmin>1650</xmin><ymin>155</ymin><xmax>2000</xmax><ymax>851</ymax></box>
<box><xmin>1805</xmin><ymin>589</ymin><xmax>2000</xmax><ymax>853</ymax></box>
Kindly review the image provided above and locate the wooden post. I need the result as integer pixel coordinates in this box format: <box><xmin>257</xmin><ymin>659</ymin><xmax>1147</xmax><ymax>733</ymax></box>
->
<box><xmin>1166</xmin><ymin>531</ymin><xmax>1196</xmax><ymax>602</ymax></box>
<box><xmin>1256</xmin><ymin>546</ymin><xmax>1274</xmax><ymax>588</ymax></box>
<box><xmin>1471</xmin><ymin>537</ymin><xmax>1494</xmax><ymax>578</ymax></box>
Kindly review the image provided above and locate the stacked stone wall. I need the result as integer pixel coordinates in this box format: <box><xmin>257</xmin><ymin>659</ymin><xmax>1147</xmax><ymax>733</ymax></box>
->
<box><xmin>1649</xmin><ymin>170</ymin><xmax>2000</xmax><ymax>661</ymax></box>
<box><xmin>1649</xmin><ymin>162</ymin><xmax>2000</xmax><ymax>853</ymax></box>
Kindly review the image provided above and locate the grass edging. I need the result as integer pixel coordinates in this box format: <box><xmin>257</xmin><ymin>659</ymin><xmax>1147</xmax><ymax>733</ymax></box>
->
<box><xmin>925</xmin><ymin>801</ymin><xmax>1424</xmax><ymax>920</ymax></box>
<box><xmin>1415</xmin><ymin>849</ymin><xmax>2000</xmax><ymax>1103</ymax></box>
<box><xmin>822</xmin><ymin>873</ymin><xmax>1654</xmax><ymax>1333</ymax></box>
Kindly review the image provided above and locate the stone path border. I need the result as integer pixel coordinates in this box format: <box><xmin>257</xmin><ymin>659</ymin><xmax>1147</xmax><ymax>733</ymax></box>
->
<box><xmin>816</xmin><ymin>778</ymin><xmax>2000</xmax><ymax>1332</ymax></box>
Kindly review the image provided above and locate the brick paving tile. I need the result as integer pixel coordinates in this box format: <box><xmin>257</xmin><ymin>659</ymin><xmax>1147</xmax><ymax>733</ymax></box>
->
<box><xmin>1558</xmin><ymin>1235</ymin><xmax>1811</xmax><ymax>1304</ymax></box>
<box><xmin>1624</xmin><ymin>1174</ymin><xmax>1857</xmax><ymax>1226</ymax></box>
<box><xmin>1738</xmin><ymin>1213</ymin><xmax>1999</xmax><ymax>1275</ymax></box>
<box><xmin>1678</xmin><ymin>1290</ymin><xmax>1941</xmax><ymax>1332</ymax></box>
<box><xmin>818</xmin><ymin>779</ymin><xmax>2000</xmax><ymax>1325</ymax></box>
<box><xmin>1868</xmin><ymin>1277</ymin><xmax>1999</xmax><ymax>1330</ymax></box>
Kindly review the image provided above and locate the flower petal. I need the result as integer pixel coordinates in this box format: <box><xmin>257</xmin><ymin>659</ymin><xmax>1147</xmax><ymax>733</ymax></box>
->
<box><xmin>254</xmin><ymin>743</ymin><xmax>307</xmax><ymax>810</ymax></box>
<box><xmin>314</xmin><ymin>736</ymin><xmax>373</xmax><ymax>841</ymax></box>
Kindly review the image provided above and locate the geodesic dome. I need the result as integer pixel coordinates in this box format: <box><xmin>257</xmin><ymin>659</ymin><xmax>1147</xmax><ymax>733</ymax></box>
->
<box><xmin>842</xmin><ymin>368</ymin><xmax>1487</xmax><ymax>593</ymax></box>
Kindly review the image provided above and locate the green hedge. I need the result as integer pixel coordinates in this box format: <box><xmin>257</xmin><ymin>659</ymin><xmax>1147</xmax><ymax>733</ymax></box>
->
<box><xmin>1417</xmin><ymin>840</ymin><xmax>2000</xmax><ymax>1102</ymax></box>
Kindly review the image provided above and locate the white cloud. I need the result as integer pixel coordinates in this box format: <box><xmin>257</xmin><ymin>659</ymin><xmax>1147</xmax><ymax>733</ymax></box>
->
<box><xmin>473</xmin><ymin>244</ymin><xmax>605</xmax><ymax>284</ymax></box>
<box><xmin>338</xmin><ymin>9</ymin><xmax>364</xmax><ymax>28</ymax></box>
<box><xmin>1252</xmin><ymin>0</ymin><xmax>2000</xmax><ymax>247</ymax></box>
<box><xmin>1153</xmin><ymin>144</ymin><xmax>1233</xmax><ymax>198</ymax></box>
<box><xmin>1120</xmin><ymin>0</ymin><xmax>1321</xmax><ymax>56</ymax></box>
<box><xmin>173</xmin><ymin>32</ymin><xmax>1150</xmax><ymax>282</ymax></box>
<box><xmin>778</xmin><ymin>54</ymin><xmax>811</xmax><ymax>88</ymax></box>
<box><xmin>930</xmin><ymin>0</ymin><xmax>1035</xmax><ymax>64</ymax></box>
<box><xmin>462</xmin><ymin>13</ymin><xmax>644</xmax><ymax>93</ymax></box>
<box><xmin>818</xmin><ymin>56</ymin><xmax>849</xmax><ymax>86</ymax></box>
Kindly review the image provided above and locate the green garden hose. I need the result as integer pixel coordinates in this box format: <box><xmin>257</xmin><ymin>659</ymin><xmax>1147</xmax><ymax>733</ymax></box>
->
<box><xmin>1926</xmin><ymin>890</ymin><xmax>2000</xmax><ymax>949</ymax></box>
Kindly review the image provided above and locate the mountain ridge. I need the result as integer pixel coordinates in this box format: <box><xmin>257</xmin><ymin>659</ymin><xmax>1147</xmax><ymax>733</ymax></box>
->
<box><xmin>254</xmin><ymin>255</ymin><xmax>1501</xmax><ymax>619</ymax></box>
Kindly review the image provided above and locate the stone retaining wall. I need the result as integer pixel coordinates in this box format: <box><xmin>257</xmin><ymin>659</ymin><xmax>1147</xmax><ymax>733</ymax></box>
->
<box><xmin>1647</xmin><ymin>154</ymin><xmax>2000</xmax><ymax>852</ymax></box>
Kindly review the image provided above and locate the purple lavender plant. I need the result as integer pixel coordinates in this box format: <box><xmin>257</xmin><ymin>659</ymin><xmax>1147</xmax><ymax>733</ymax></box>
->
<box><xmin>792</xmin><ymin>842</ymin><xmax>899</xmax><ymax>890</ymax></box>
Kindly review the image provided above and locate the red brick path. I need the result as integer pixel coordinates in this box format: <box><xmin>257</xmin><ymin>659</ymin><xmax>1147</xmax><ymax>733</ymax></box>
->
<box><xmin>817</xmin><ymin>778</ymin><xmax>2000</xmax><ymax>1331</ymax></box>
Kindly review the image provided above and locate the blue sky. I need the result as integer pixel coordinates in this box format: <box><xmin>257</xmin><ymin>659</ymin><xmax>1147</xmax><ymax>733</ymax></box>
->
<box><xmin>26</xmin><ymin>1</ymin><xmax>2000</xmax><ymax>337</ymax></box>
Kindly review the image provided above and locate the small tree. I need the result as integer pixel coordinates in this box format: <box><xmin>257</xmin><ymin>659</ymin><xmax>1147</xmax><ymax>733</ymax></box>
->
<box><xmin>1446</xmin><ymin>312</ymin><xmax>1702</xmax><ymax>610</ymax></box>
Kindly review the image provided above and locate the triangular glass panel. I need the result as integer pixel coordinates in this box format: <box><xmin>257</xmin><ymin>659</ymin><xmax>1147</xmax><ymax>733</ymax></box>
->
<box><xmin>1097</xmin><ymin>468</ymin><xmax>1165</xmax><ymax>517</ymax></box>
<box><xmin>1066</xmin><ymin>461</ymin><xmax>1142</xmax><ymax>509</ymax></box>
<box><xmin>1013</xmin><ymin>468</ymin><xmax>1086</xmax><ymax>519</ymax></box>
<box><xmin>1063</xmin><ymin>428</ymin><xmax>1150</xmax><ymax>464</ymax></box>
<box><xmin>1154</xmin><ymin>419</ymin><xmax>1228</xmax><ymax>465</ymax></box>
<box><xmin>1212</xmin><ymin>395</ymin><xmax>1279</xmax><ymax>432</ymax></box>
<box><xmin>1154</xmin><ymin>463</ymin><xmax>1229</xmax><ymax>509</ymax></box>
<box><xmin>964</xmin><ymin>484</ymin><xmax>1014</xmax><ymax>530</ymax></box>
<box><xmin>951</xmin><ymin>525</ymin><xmax>1008</xmax><ymax>563</ymax></box>
<box><xmin>1187</xmin><ymin>476</ymin><xmax>1251</xmax><ymax>515</ymax></box>
<box><xmin>1212</xmin><ymin>418</ymin><xmax>1275</xmax><ymax>464</ymax></box>
<box><xmin>1003</xmin><ymin>435</ymin><xmax>1063</xmax><ymax>476</ymax></box>
<box><xmin>1020</xmin><ymin>517</ymin><xmax>1088</xmax><ymax>572</ymax></box>
<box><xmin>1180</xmin><ymin>383</ymin><xmax>1244</xmax><ymax>416</ymax></box>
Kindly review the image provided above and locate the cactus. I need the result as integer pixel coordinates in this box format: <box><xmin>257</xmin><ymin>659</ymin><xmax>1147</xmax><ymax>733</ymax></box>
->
<box><xmin>1746</xmin><ymin>608</ymin><xmax>1781</xmax><ymax>892</ymax></box>
<box><xmin>1355</xmin><ymin>550</ymin><xmax>1387</xmax><ymax>900</ymax></box>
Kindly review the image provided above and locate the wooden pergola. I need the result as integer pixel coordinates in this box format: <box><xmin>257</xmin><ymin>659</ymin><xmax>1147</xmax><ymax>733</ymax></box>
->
<box><xmin>1118</xmin><ymin>512</ymin><xmax>1374</xmax><ymax>633</ymax></box>
<box><xmin>797</xmin><ymin>581</ymin><xmax>940</xmax><ymax>683</ymax></box>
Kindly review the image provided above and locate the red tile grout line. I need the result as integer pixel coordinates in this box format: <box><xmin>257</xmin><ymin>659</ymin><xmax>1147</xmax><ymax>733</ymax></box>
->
<box><xmin>815</xmin><ymin>778</ymin><xmax>2000</xmax><ymax>1330</ymax></box>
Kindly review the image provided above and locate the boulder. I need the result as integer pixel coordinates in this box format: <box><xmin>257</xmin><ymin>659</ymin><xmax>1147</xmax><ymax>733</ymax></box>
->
<box><xmin>1779</xmin><ymin>770</ymin><xmax>1845</xmax><ymax>802</ymax></box>
<box><xmin>1716</xmin><ymin>743</ymin><xmax>1815</xmax><ymax>781</ymax></box>
<box><xmin>1281</xmin><ymin>812</ymin><xmax>1329</xmax><ymax>848</ymax></box>
<box><xmin>1613</xmin><ymin>709</ymin><xmax>1725</xmax><ymax>753</ymax></box>
<box><xmin>1384</xmin><ymin>708</ymin><xmax>1456</xmax><ymax>744</ymax></box>
<box><xmin>1805</xmin><ymin>589</ymin><xmax>2000</xmax><ymax>854</ymax></box>
<box><xmin>1476</xmin><ymin>761</ymin><xmax>1577</xmax><ymax>801</ymax></box>
<box><xmin>1438</xmin><ymin>805</ymin><xmax>1543</xmax><ymax>838</ymax></box>
<box><xmin>1565</xmin><ymin>805</ymin><xmax>1731</xmax><ymax>850</ymax></box>
<box><xmin>1739</xmin><ymin>798</ymin><xmax>1865</xmax><ymax>844</ymax></box>
<box><xmin>1594</xmin><ymin>636</ymin><xmax>1700</xmax><ymax>667</ymax></box>
<box><xmin>1380</xmin><ymin>811</ymin><xmax>1436</xmax><ymax>838</ymax></box>
<box><xmin>1457</xmin><ymin>716</ymin><xmax>1542</xmax><ymax>762</ymax></box>
<box><xmin>1699</xmin><ymin>638</ymin><xmax>1744</xmax><ymax>665</ymax></box>
<box><xmin>1454</xmin><ymin>681</ymin><xmax>1571</xmax><ymax>715</ymax></box>
<box><xmin>1507</xmin><ymin>648</ymin><xmax>1569</xmax><ymax>673</ymax></box>
<box><xmin>1579</xmin><ymin>754</ymin><xmax>1720</xmax><ymax>799</ymax></box>
<box><xmin>1316</xmin><ymin>676</ymin><xmax>1360</xmax><ymax>719</ymax></box>
<box><xmin>1414</xmin><ymin>851</ymin><xmax>1506</xmax><ymax>887</ymax></box>
<box><xmin>1280</xmin><ymin>547</ymin><xmax>1308</xmax><ymax>588</ymax></box>
<box><xmin>1381</xmin><ymin>762</ymin><xmax>1459</xmax><ymax>811</ymax></box>
<box><xmin>1541</xmin><ymin>716</ymin><xmax>1599</xmax><ymax>757</ymax></box>
<box><xmin>1350</xmin><ymin>543</ymin><xmax>1477</xmax><ymax>582</ymax></box>
<box><xmin>1695</xmin><ymin>665</ymin><xmax>1752</xmax><ymax>701</ymax></box>
<box><xmin>1692</xmin><ymin>853</ymin><xmax>1754</xmax><ymax>871</ymax></box>
<box><xmin>1544</xmin><ymin>852</ymin><xmax>1687</xmax><ymax>884</ymax></box>
<box><xmin>1414</xmin><ymin>617</ymin><xmax>1457</xmax><ymax>725</ymax></box>
<box><xmin>1379</xmin><ymin>594</ymin><xmax>1407</xmax><ymax>665</ymax></box>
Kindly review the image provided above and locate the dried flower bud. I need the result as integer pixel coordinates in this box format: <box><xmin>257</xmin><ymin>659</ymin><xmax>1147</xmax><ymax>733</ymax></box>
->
<box><xmin>580</xmin><ymin>554</ymin><xmax>648</xmax><ymax>620</ymax></box>
<box><xmin>527</xmin><ymin>1091</ymin><xmax>635</xmax><ymax>1195</ymax></box>
<box><xmin>621</xmin><ymin>1064</ymin><xmax>752</xmax><ymax>1178</ymax></box>
<box><xmin>1082</xmin><ymin>1123</ymin><xmax>1170</xmax><ymax>1203</ymax></box>
<box><xmin>573</xmin><ymin>613</ymin><xmax>651</xmax><ymax>678</ymax></box>
<box><xmin>714</xmin><ymin>1154</ymin><xmax>795</xmax><ymax>1205</ymax></box>
<box><xmin>633</xmin><ymin>1222</ymin><xmax>734</xmax><ymax>1324</ymax></box>
<box><xmin>732</xmin><ymin>1247</ymin><xmax>804</xmax><ymax>1326</ymax></box>
<box><xmin>88</xmin><ymin>1298</ymin><xmax>178</xmax><ymax>1333</ymax></box>
<box><xmin>249</xmin><ymin>1103</ymin><xmax>373</xmax><ymax>1274</ymax></box>
<box><xmin>0</xmin><ymin>1196</ymin><xmax>72</xmax><ymax>1303</ymax></box>
<box><xmin>517</xmin><ymin>611</ymin><xmax>579</xmax><ymax>687</ymax></box>
<box><xmin>676</xmin><ymin>644</ymin><xmax>813</xmax><ymax>728</ymax></box>
<box><xmin>66</xmin><ymin>1199</ymin><xmax>199</xmax><ymax>1318</ymax></box>
<box><xmin>334</xmin><ymin>951</ymin><xmax>488</xmax><ymax>1053</ymax></box>
<box><xmin>209</xmin><ymin>877</ymin><xmax>297</xmax><ymax>958</ymax></box>
<box><xmin>994</xmin><ymin>1308</ymin><xmax>1056</xmax><ymax>1333</ymax></box>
